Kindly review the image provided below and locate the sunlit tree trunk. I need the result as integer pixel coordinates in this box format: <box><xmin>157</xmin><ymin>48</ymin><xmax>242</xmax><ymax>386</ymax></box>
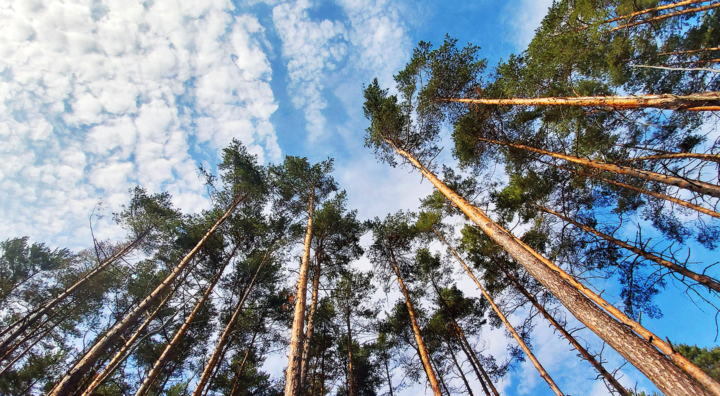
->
<box><xmin>502</xmin><ymin>269</ymin><xmax>630</xmax><ymax>396</ymax></box>
<box><xmin>545</xmin><ymin>161</ymin><xmax>720</xmax><ymax>219</ymax></box>
<box><xmin>49</xmin><ymin>197</ymin><xmax>244</xmax><ymax>396</ymax></box>
<box><xmin>134</xmin><ymin>246</ymin><xmax>236</xmax><ymax>396</ymax></box>
<box><xmin>301</xmin><ymin>258</ymin><xmax>321</xmax><ymax>389</ymax></box>
<box><xmin>285</xmin><ymin>195</ymin><xmax>315</xmax><ymax>396</ymax></box>
<box><xmin>191</xmin><ymin>248</ymin><xmax>271</xmax><ymax>396</ymax></box>
<box><xmin>388</xmin><ymin>249</ymin><xmax>442</xmax><ymax>396</ymax></box>
<box><xmin>444</xmin><ymin>92</ymin><xmax>720</xmax><ymax>111</ymax></box>
<box><xmin>605</xmin><ymin>0</ymin><xmax>706</xmax><ymax>23</ymax></box>
<box><xmin>619</xmin><ymin>152</ymin><xmax>720</xmax><ymax>163</ymax></box>
<box><xmin>346</xmin><ymin>305</ymin><xmax>356</xmax><ymax>396</ymax></box>
<box><xmin>611</xmin><ymin>2</ymin><xmax>720</xmax><ymax>31</ymax></box>
<box><xmin>387</xmin><ymin>140</ymin><xmax>716</xmax><ymax>396</ymax></box>
<box><xmin>479</xmin><ymin>137</ymin><xmax>720</xmax><ymax>198</ymax></box>
<box><xmin>539</xmin><ymin>205</ymin><xmax>720</xmax><ymax>293</ymax></box>
<box><xmin>431</xmin><ymin>358</ymin><xmax>451</xmax><ymax>396</ymax></box>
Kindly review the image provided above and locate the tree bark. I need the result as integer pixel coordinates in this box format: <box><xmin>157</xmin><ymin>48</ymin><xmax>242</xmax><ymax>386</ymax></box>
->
<box><xmin>659</xmin><ymin>47</ymin><xmax>720</xmax><ymax>56</ymax></box>
<box><xmin>386</xmin><ymin>140</ymin><xmax>715</xmax><ymax>396</ymax></box>
<box><xmin>191</xmin><ymin>246</ymin><xmax>271</xmax><ymax>396</ymax></box>
<box><xmin>384</xmin><ymin>354</ymin><xmax>394</xmax><ymax>396</ymax></box>
<box><xmin>503</xmin><ymin>269</ymin><xmax>630</xmax><ymax>396</ymax></box>
<box><xmin>445</xmin><ymin>337</ymin><xmax>475</xmax><ymax>396</ymax></box>
<box><xmin>80</xmin><ymin>259</ymin><xmax>196</xmax><ymax>396</ymax></box>
<box><xmin>611</xmin><ymin>2</ymin><xmax>720</xmax><ymax>31</ymax></box>
<box><xmin>285</xmin><ymin>194</ymin><xmax>315</xmax><ymax>396</ymax></box>
<box><xmin>431</xmin><ymin>358</ymin><xmax>451</xmax><ymax>396</ymax></box>
<box><xmin>301</xmin><ymin>258</ymin><xmax>322</xmax><ymax>390</ymax></box>
<box><xmin>605</xmin><ymin>0</ymin><xmax>707</xmax><ymax>23</ymax></box>
<box><xmin>0</xmin><ymin>314</ymin><xmax>62</xmax><ymax>376</ymax></box>
<box><xmin>618</xmin><ymin>152</ymin><xmax>720</xmax><ymax>163</ymax></box>
<box><xmin>346</xmin><ymin>305</ymin><xmax>356</xmax><ymax>396</ymax></box>
<box><xmin>388</xmin><ymin>250</ymin><xmax>442</xmax><ymax>396</ymax></box>
<box><xmin>480</xmin><ymin>137</ymin><xmax>720</xmax><ymax>198</ymax></box>
<box><xmin>443</xmin><ymin>92</ymin><xmax>720</xmax><ymax>111</ymax></box>
<box><xmin>134</xmin><ymin>246</ymin><xmax>237</xmax><ymax>396</ymax></box>
<box><xmin>428</xmin><ymin>272</ymin><xmax>498</xmax><ymax>396</ymax></box>
<box><xmin>539</xmin><ymin>205</ymin><xmax>720</xmax><ymax>293</ymax></box>
<box><xmin>49</xmin><ymin>196</ymin><xmax>244</xmax><ymax>396</ymax></box>
<box><xmin>545</xmin><ymin>161</ymin><xmax>720</xmax><ymax>219</ymax></box>
<box><xmin>0</xmin><ymin>235</ymin><xmax>144</xmax><ymax>356</ymax></box>
<box><xmin>436</xmin><ymin>234</ymin><xmax>564</xmax><ymax>396</ymax></box>
<box><xmin>229</xmin><ymin>308</ymin><xmax>266</xmax><ymax>396</ymax></box>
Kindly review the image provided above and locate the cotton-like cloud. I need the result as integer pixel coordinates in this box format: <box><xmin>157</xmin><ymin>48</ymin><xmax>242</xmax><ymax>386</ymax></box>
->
<box><xmin>0</xmin><ymin>0</ymin><xmax>279</xmax><ymax>248</ymax></box>
<box><xmin>273</xmin><ymin>0</ymin><xmax>348</xmax><ymax>141</ymax></box>
<box><xmin>503</xmin><ymin>0</ymin><xmax>555</xmax><ymax>49</ymax></box>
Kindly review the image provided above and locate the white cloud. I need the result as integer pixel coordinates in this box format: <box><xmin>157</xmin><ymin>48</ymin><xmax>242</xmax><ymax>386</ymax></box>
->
<box><xmin>273</xmin><ymin>0</ymin><xmax>348</xmax><ymax>141</ymax></box>
<box><xmin>503</xmin><ymin>0</ymin><xmax>554</xmax><ymax>49</ymax></box>
<box><xmin>0</xmin><ymin>0</ymin><xmax>279</xmax><ymax>249</ymax></box>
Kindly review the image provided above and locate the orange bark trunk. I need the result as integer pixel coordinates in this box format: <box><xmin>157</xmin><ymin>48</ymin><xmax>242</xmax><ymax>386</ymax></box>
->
<box><xmin>540</xmin><ymin>205</ymin><xmax>720</xmax><ymax>293</ymax></box>
<box><xmin>301</xmin><ymin>259</ymin><xmax>321</xmax><ymax>389</ymax></box>
<box><xmin>434</xmin><ymin>231</ymin><xmax>564</xmax><ymax>396</ymax></box>
<box><xmin>619</xmin><ymin>152</ymin><xmax>720</xmax><ymax>163</ymax></box>
<box><xmin>605</xmin><ymin>0</ymin><xmax>707</xmax><ymax>23</ymax></box>
<box><xmin>285</xmin><ymin>195</ymin><xmax>315</xmax><ymax>396</ymax></box>
<box><xmin>387</xmin><ymin>140</ymin><xmax>716</xmax><ymax>395</ymax></box>
<box><xmin>659</xmin><ymin>47</ymin><xmax>720</xmax><ymax>56</ymax></box>
<box><xmin>611</xmin><ymin>2</ymin><xmax>720</xmax><ymax>31</ymax></box>
<box><xmin>49</xmin><ymin>196</ymin><xmax>244</xmax><ymax>396</ymax></box>
<box><xmin>444</xmin><ymin>92</ymin><xmax>720</xmax><ymax>110</ymax></box>
<box><xmin>503</xmin><ymin>269</ymin><xmax>630</xmax><ymax>396</ymax></box>
<box><xmin>480</xmin><ymin>137</ymin><xmax>720</xmax><ymax>199</ymax></box>
<box><xmin>389</xmin><ymin>251</ymin><xmax>442</xmax><ymax>396</ymax></box>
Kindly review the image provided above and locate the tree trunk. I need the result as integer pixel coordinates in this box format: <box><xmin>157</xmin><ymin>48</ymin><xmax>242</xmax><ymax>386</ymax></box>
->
<box><xmin>659</xmin><ymin>47</ymin><xmax>720</xmax><ymax>56</ymax></box>
<box><xmin>503</xmin><ymin>269</ymin><xmax>630</xmax><ymax>396</ymax></box>
<box><xmin>386</xmin><ymin>140</ymin><xmax>715</xmax><ymax>396</ymax></box>
<box><xmin>49</xmin><ymin>196</ymin><xmax>244</xmax><ymax>396</ymax></box>
<box><xmin>431</xmin><ymin>358</ymin><xmax>451</xmax><ymax>396</ymax></box>
<box><xmin>479</xmin><ymin>137</ymin><xmax>720</xmax><ymax>198</ymax></box>
<box><xmin>230</xmin><ymin>308</ymin><xmax>266</xmax><ymax>396</ymax></box>
<box><xmin>301</xmin><ymin>258</ymin><xmax>322</xmax><ymax>390</ymax></box>
<box><xmin>346</xmin><ymin>305</ymin><xmax>356</xmax><ymax>396</ymax></box>
<box><xmin>0</xmin><ymin>235</ymin><xmax>144</xmax><ymax>356</ymax></box>
<box><xmin>445</xmin><ymin>338</ymin><xmax>474</xmax><ymax>396</ymax></box>
<box><xmin>80</xmin><ymin>260</ymin><xmax>196</xmax><ymax>396</ymax></box>
<box><xmin>605</xmin><ymin>0</ymin><xmax>706</xmax><ymax>23</ymax></box>
<box><xmin>611</xmin><ymin>2</ymin><xmax>720</xmax><ymax>31</ymax></box>
<box><xmin>134</xmin><ymin>246</ymin><xmax>236</xmax><ymax>396</ymax></box>
<box><xmin>0</xmin><ymin>307</ymin><xmax>62</xmax><ymax>363</ymax></box>
<box><xmin>428</xmin><ymin>273</ymin><xmax>498</xmax><ymax>396</ymax></box>
<box><xmin>437</xmin><ymin>235</ymin><xmax>563</xmax><ymax>396</ymax></box>
<box><xmin>0</xmin><ymin>316</ymin><xmax>60</xmax><ymax>376</ymax></box>
<box><xmin>539</xmin><ymin>205</ymin><xmax>720</xmax><ymax>293</ymax></box>
<box><xmin>545</xmin><ymin>160</ymin><xmax>720</xmax><ymax>219</ymax></box>
<box><xmin>388</xmin><ymin>250</ymin><xmax>442</xmax><ymax>396</ymax></box>
<box><xmin>285</xmin><ymin>194</ymin><xmax>315</xmax><ymax>396</ymax></box>
<box><xmin>444</xmin><ymin>92</ymin><xmax>720</xmax><ymax>111</ymax></box>
<box><xmin>191</xmin><ymin>246</ymin><xmax>271</xmax><ymax>396</ymax></box>
<box><xmin>618</xmin><ymin>153</ymin><xmax>720</xmax><ymax>163</ymax></box>
<box><xmin>384</xmin><ymin>355</ymin><xmax>394</xmax><ymax>396</ymax></box>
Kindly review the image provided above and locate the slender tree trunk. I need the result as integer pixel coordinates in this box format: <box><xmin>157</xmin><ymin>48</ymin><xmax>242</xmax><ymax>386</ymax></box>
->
<box><xmin>388</xmin><ymin>250</ymin><xmax>442</xmax><ymax>396</ymax></box>
<box><xmin>0</xmin><ymin>317</ymin><xmax>59</xmax><ymax>376</ymax></box>
<box><xmin>229</xmin><ymin>308</ymin><xmax>266</xmax><ymax>396</ymax></box>
<box><xmin>386</xmin><ymin>140</ymin><xmax>715</xmax><ymax>396</ymax></box>
<box><xmin>134</xmin><ymin>247</ymin><xmax>236</xmax><ymax>396</ymax></box>
<box><xmin>346</xmin><ymin>305</ymin><xmax>356</xmax><ymax>396</ymax></box>
<box><xmin>438</xmin><ymin>237</ymin><xmax>563</xmax><ymax>395</ymax></box>
<box><xmin>611</xmin><ymin>2</ymin><xmax>720</xmax><ymax>31</ymax></box>
<box><xmin>0</xmin><ymin>307</ymin><xmax>62</xmax><ymax>363</ymax></box>
<box><xmin>503</xmin><ymin>269</ymin><xmax>630</xmax><ymax>396</ymax></box>
<box><xmin>455</xmin><ymin>333</ymin><xmax>492</xmax><ymax>396</ymax></box>
<box><xmin>80</xmin><ymin>259</ymin><xmax>197</xmax><ymax>396</ymax></box>
<box><xmin>539</xmin><ymin>205</ymin><xmax>720</xmax><ymax>292</ymax></box>
<box><xmin>446</xmin><ymin>338</ymin><xmax>475</xmax><ymax>396</ymax></box>
<box><xmin>545</xmin><ymin>160</ymin><xmax>720</xmax><ymax>219</ymax></box>
<box><xmin>659</xmin><ymin>47</ymin><xmax>720</xmax><ymax>56</ymax></box>
<box><xmin>618</xmin><ymin>152</ymin><xmax>720</xmax><ymax>163</ymax></box>
<box><xmin>301</xmin><ymin>258</ymin><xmax>322</xmax><ymax>389</ymax></box>
<box><xmin>49</xmin><ymin>196</ymin><xmax>244</xmax><ymax>396</ymax></box>
<box><xmin>191</xmin><ymin>247</ymin><xmax>271</xmax><ymax>396</ymax></box>
<box><xmin>605</xmin><ymin>0</ymin><xmax>706</xmax><ymax>23</ymax></box>
<box><xmin>443</xmin><ymin>92</ymin><xmax>720</xmax><ymax>111</ymax></box>
<box><xmin>384</xmin><ymin>355</ymin><xmax>394</xmax><ymax>396</ymax></box>
<box><xmin>285</xmin><ymin>195</ymin><xmax>315</xmax><ymax>396</ymax></box>
<box><xmin>429</xmin><ymin>275</ymin><xmax>497</xmax><ymax>396</ymax></box>
<box><xmin>479</xmin><ymin>137</ymin><xmax>720</xmax><ymax>198</ymax></box>
<box><xmin>431</xmin><ymin>358</ymin><xmax>451</xmax><ymax>396</ymax></box>
<box><xmin>0</xmin><ymin>235</ymin><xmax>145</xmax><ymax>356</ymax></box>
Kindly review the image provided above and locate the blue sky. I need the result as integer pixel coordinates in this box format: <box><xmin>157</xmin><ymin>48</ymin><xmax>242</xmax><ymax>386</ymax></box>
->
<box><xmin>2</xmin><ymin>0</ymin><xmax>717</xmax><ymax>395</ymax></box>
